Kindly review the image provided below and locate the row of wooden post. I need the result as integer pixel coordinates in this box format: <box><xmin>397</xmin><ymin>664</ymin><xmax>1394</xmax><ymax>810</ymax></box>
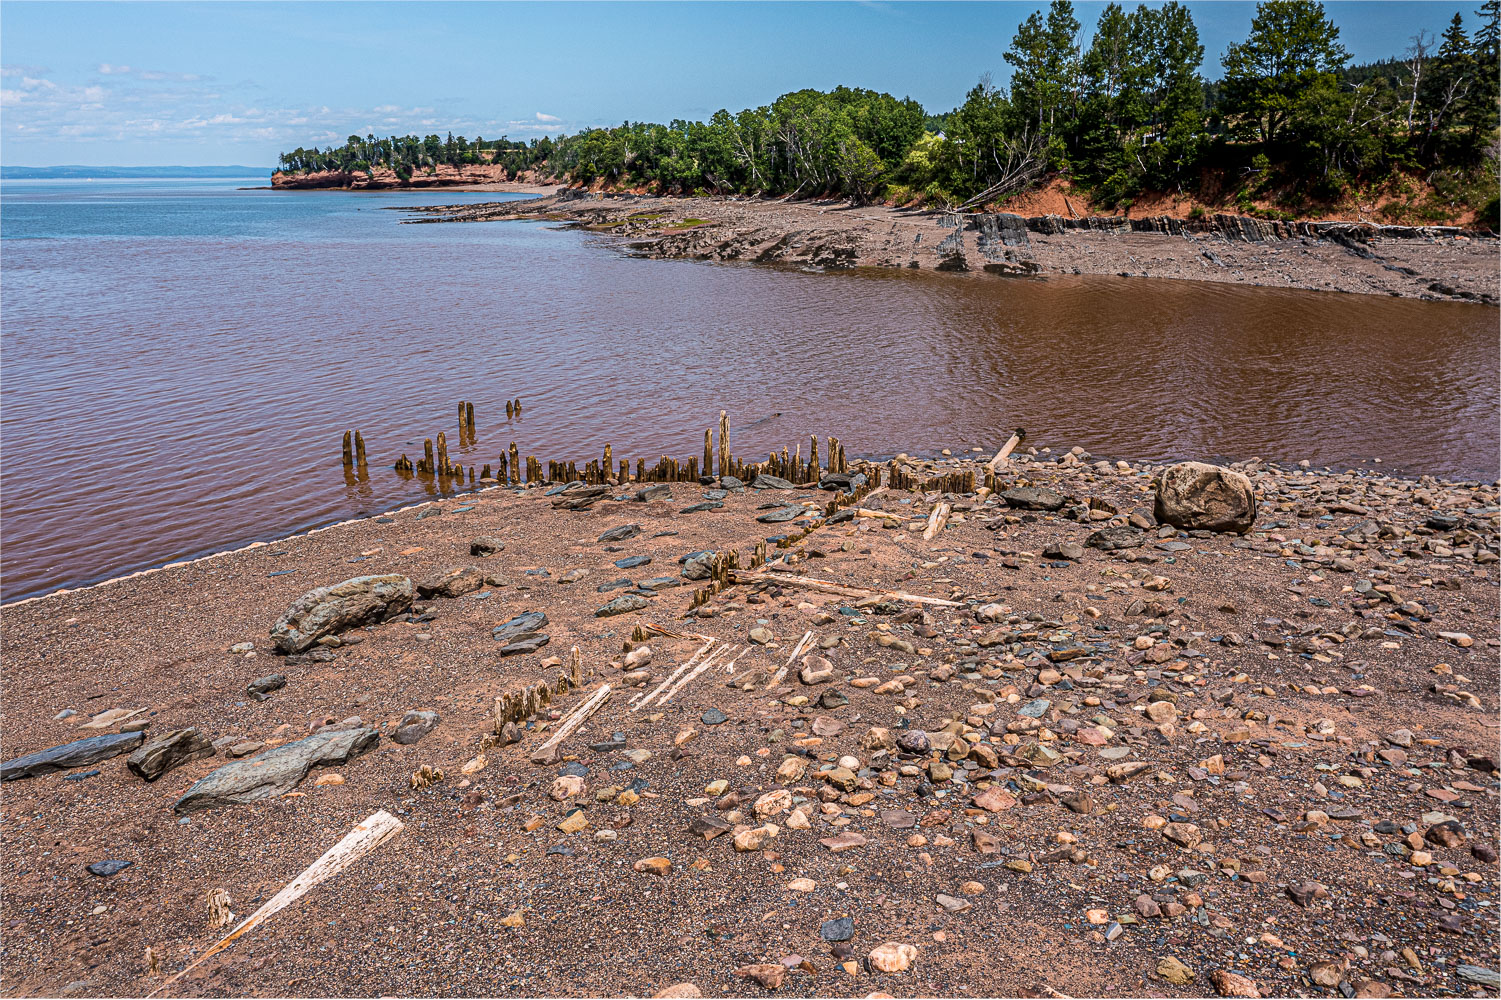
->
<box><xmin>392</xmin><ymin>410</ymin><xmax>850</xmax><ymax>489</ymax></box>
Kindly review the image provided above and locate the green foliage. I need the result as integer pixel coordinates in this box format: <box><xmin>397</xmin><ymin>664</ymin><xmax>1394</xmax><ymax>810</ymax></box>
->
<box><xmin>276</xmin><ymin>0</ymin><xmax>1500</xmax><ymax>221</ymax></box>
<box><xmin>277</xmin><ymin>131</ymin><xmax>549</xmax><ymax>178</ymax></box>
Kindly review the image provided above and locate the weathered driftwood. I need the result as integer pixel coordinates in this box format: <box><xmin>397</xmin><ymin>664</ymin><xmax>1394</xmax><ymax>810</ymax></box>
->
<box><xmin>531</xmin><ymin>684</ymin><xmax>611</xmax><ymax>762</ymax></box>
<box><xmin>731</xmin><ymin>570</ymin><xmax>964</xmax><ymax>608</ymax></box>
<box><xmin>150</xmin><ymin>810</ymin><xmax>403</xmax><ymax>995</ymax></box>
<box><xmin>922</xmin><ymin>501</ymin><xmax>952</xmax><ymax>541</ymax></box>
<box><xmin>660</xmin><ymin>646</ymin><xmax>741</xmax><ymax>704</ymax></box>
<box><xmin>987</xmin><ymin>428</ymin><xmax>1026</xmax><ymax>472</ymax></box>
<box><xmin>767</xmin><ymin>630</ymin><xmax>814</xmax><ymax>688</ymax></box>
<box><xmin>850</xmin><ymin>507</ymin><xmax>903</xmax><ymax>522</ymax></box>
<box><xmin>633</xmin><ymin>640</ymin><xmax>719</xmax><ymax>711</ymax></box>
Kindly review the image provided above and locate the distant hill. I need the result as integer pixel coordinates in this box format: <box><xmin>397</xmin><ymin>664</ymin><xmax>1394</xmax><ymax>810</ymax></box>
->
<box><xmin>1</xmin><ymin>165</ymin><xmax>270</xmax><ymax>179</ymax></box>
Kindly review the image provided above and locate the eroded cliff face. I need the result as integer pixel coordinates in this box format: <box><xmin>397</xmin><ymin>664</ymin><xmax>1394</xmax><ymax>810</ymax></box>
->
<box><xmin>271</xmin><ymin>163</ymin><xmax>540</xmax><ymax>190</ymax></box>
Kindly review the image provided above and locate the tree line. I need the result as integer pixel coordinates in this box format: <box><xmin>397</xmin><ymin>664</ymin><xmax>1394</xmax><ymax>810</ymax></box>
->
<box><xmin>277</xmin><ymin>1</ymin><xmax>1499</xmax><ymax>220</ymax></box>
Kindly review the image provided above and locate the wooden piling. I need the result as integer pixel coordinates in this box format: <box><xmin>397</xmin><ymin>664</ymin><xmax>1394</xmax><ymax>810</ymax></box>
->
<box><xmin>422</xmin><ymin>439</ymin><xmax>435</xmax><ymax>476</ymax></box>
<box><xmin>341</xmin><ymin>431</ymin><xmax>353</xmax><ymax>468</ymax></box>
<box><xmin>437</xmin><ymin>432</ymin><xmax>450</xmax><ymax>477</ymax></box>
<box><xmin>718</xmin><ymin>411</ymin><xmax>729</xmax><ymax>478</ymax></box>
<box><xmin>509</xmin><ymin>443</ymin><xmax>520</xmax><ymax>484</ymax></box>
<box><xmin>603</xmin><ymin>444</ymin><xmax>612</xmax><ymax>482</ymax></box>
<box><xmin>506</xmin><ymin>400</ymin><xmax>514</xmax><ymax>419</ymax></box>
<box><xmin>353</xmin><ymin>432</ymin><xmax>367</xmax><ymax>468</ymax></box>
<box><xmin>466</xmin><ymin>401</ymin><xmax>475</xmax><ymax>433</ymax></box>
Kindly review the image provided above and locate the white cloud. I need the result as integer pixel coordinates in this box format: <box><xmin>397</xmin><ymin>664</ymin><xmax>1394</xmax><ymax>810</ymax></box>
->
<box><xmin>535</xmin><ymin>111</ymin><xmax>560</xmax><ymax>122</ymax></box>
<box><xmin>97</xmin><ymin>63</ymin><xmax>133</xmax><ymax>75</ymax></box>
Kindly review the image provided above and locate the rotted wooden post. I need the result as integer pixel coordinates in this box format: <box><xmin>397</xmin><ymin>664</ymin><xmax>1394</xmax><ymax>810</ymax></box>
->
<box><xmin>703</xmin><ymin>429</ymin><xmax>713</xmax><ymax>476</ymax></box>
<box><xmin>506</xmin><ymin>400</ymin><xmax>514</xmax><ymax>419</ymax></box>
<box><xmin>603</xmin><ymin>444</ymin><xmax>613</xmax><ymax>481</ymax></box>
<box><xmin>341</xmin><ymin>431</ymin><xmax>353</xmax><ymax>469</ymax></box>
<box><xmin>509</xmin><ymin>443</ymin><xmax>520</xmax><ymax>483</ymax></box>
<box><xmin>718</xmin><ymin>411</ymin><xmax>729</xmax><ymax>478</ymax></box>
<box><xmin>423</xmin><ymin>438</ymin><xmax>435</xmax><ymax>475</ymax></box>
<box><xmin>809</xmin><ymin>435</ymin><xmax>819</xmax><ymax>480</ymax></box>
<box><xmin>354</xmin><ymin>431</ymin><xmax>367</xmax><ymax>469</ymax></box>
<box><xmin>513</xmin><ymin>397</ymin><xmax>522</xmax><ymax>415</ymax></box>
<box><xmin>466</xmin><ymin>401</ymin><xmax>475</xmax><ymax>433</ymax></box>
<box><xmin>499</xmin><ymin>454</ymin><xmax>509</xmax><ymax>485</ymax></box>
<box><xmin>437</xmin><ymin>432</ymin><xmax>450</xmax><ymax>477</ymax></box>
<box><xmin>619</xmin><ymin>459</ymin><xmax>629</xmax><ymax>483</ymax></box>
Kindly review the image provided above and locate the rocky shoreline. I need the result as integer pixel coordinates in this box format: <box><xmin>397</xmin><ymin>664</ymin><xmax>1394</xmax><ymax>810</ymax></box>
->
<box><xmin>2</xmin><ymin>436</ymin><xmax>1497</xmax><ymax>997</ymax></box>
<box><xmin>403</xmin><ymin>191</ymin><xmax>1500</xmax><ymax>304</ymax></box>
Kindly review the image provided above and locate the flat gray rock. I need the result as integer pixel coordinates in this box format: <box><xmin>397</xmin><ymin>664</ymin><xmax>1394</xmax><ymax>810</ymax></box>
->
<box><xmin>756</xmin><ymin>506</ymin><xmax>805</xmax><ymax>523</ymax></box>
<box><xmin>493</xmin><ymin>611</ymin><xmax>548</xmax><ymax>644</ymax></box>
<box><xmin>596</xmin><ymin>594</ymin><xmax>649</xmax><ymax>617</ymax></box>
<box><xmin>127</xmin><ymin>728</ymin><xmax>215</xmax><ymax>782</ymax></box>
<box><xmin>598</xmin><ymin>524</ymin><xmax>642</xmax><ymax>543</ymax></box>
<box><xmin>498</xmin><ymin>633</ymin><xmax>550</xmax><ymax>656</ymax></box>
<box><xmin>3</xmin><ymin>731</ymin><xmax>144</xmax><ymax>782</ymax></box>
<box><xmin>173</xmin><ymin>727</ymin><xmax>378</xmax><ymax>813</ymax></box>
<box><xmin>751</xmin><ymin>473</ymin><xmax>795</xmax><ymax>490</ymax></box>
<box><xmin>1000</xmin><ymin>487</ymin><xmax>1066</xmax><ymax>511</ymax></box>
<box><xmin>247</xmin><ymin>673</ymin><xmax>286</xmax><ymax>700</ymax></box>
<box><xmin>270</xmin><ymin>575</ymin><xmax>413</xmax><ymax>653</ymax></box>
<box><xmin>1085</xmin><ymin>526</ymin><xmax>1145</xmax><ymax>551</ymax></box>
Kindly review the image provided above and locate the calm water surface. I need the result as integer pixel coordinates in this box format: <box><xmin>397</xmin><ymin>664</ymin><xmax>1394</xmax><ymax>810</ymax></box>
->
<box><xmin>2</xmin><ymin>178</ymin><xmax>1497</xmax><ymax>601</ymax></box>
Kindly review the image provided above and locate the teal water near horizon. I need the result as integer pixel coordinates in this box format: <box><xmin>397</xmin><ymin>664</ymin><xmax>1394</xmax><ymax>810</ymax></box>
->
<box><xmin>2</xmin><ymin>177</ymin><xmax>1496</xmax><ymax>602</ymax></box>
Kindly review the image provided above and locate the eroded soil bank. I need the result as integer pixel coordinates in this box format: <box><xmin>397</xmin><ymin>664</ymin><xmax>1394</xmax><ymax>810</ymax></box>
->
<box><xmin>406</xmin><ymin>191</ymin><xmax>1500</xmax><ymax>304</ymax></box>
<box><xmin>2</xmin><ymin>444</ymin><xmax>1497</xmax><ymax>997</ymax></box>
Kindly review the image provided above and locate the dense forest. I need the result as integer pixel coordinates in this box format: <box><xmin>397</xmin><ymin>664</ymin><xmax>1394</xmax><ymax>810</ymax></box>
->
<box><xmin>276</xmin><ymin>0</ymin><xmax>1500</xmax><ymax>221</ymax></box>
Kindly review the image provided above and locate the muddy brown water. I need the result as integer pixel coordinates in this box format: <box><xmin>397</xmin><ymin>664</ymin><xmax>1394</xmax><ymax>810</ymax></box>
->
<box><xmin>2</xmin><ymin>180</ymin><xmax>1497</xmax><ymax>602</ymax></box>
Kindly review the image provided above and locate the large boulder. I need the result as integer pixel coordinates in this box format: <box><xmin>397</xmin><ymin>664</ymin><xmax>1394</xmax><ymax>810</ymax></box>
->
<box><xmin>173</xmin><ymin>727</ymin><xmax>377</xmax><ymax>813</ymax></box>
<box><xmin>1154</xmin><ymin>462</ymin><xmax>1257</xmax><ymax>534</ymax></box>
<box><xmin>270</xmin><ymin>575</ymin><xmax>413</xmax><ymax>653</ymax></box>
<box><xmin>2</xmin><ymin>731</ymin><xmax>144</xmax><ymax>781</ymax></box>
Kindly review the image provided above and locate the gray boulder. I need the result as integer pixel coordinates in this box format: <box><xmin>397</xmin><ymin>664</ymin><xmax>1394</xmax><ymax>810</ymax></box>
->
<box><xmin>127</xmin><ymin>728</ymin><xmax>215</xmax><ymax>781</ymax></box>
<box><xmin>751</xmin><ymin>473</ymin><xmax>795</xmax><ymax>490</ymax></box>
<box><xmin>2</xmin><ymin>731</ymin><xmax>144</xmax><ymax>781</ymax></box>
<box><xmin>1154</xmin><ymin>462</ymin><xmax>1257</xmax><ymax>534</ymax></box>
<box><xmin>470</xmin><ymin>536</ymin><xmax>506</xmax><ymax>556</ymax></box>
<box><xmin>173</xmin><ymin>727</ymin><xmax>378</xmax><ymax>813</ymax></box>
<box><xmin>270</xmin><ymin>575</ymin><xmax>413</xmax><ymax>653</ymax></box>
<box><xmin>392</xmin><ymin>711</ymin><xmax>439</xmax><ymax>745</ymax></box>
<box><xmin>415</xmin><ymin>565</ymin><xmax>484</xmax><ymax>598</ymax></box>
<box><xmin>597</xmin><ymin>524</ymin><xmax>642</xmax><ymax>543</ymax></box>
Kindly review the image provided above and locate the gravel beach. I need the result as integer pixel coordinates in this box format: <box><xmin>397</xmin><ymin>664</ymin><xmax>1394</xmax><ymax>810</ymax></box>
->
<box><xmin>2</xmin><ymin>442</ymin><xmax>1497</xmax><ymax>997</ymax></box>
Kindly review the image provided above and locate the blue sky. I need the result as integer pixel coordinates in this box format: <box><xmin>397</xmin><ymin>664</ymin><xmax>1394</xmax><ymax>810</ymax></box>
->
<box><xmin>1</xmin><ymin>1</ymin><xmax>1483</xmax><ymax>166</ymax></box>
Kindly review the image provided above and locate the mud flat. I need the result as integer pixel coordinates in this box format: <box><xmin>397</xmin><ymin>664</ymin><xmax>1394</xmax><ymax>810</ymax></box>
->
<box><xmin>406</xmin><ymin>191</ymin><xmax>1500</xmax><ymax>304</ymax></box>
<box><xmin>2</xmin><ymin>434</ymin><xmax>1497</xmax><ymax>997</ymax></box>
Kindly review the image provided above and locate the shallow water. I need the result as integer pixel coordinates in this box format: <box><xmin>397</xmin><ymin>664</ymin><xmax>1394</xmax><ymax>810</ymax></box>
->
<box><xmin>2</xmin><ymin>178</ymin><xmax>1496</xmax><ymax>601</ymax></box>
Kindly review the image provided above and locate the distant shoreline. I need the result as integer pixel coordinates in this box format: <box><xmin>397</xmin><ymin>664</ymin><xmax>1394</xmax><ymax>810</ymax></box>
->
<box><xmin>400</xmin><ymin>190</ymin><xmax>1500</xmax><ymax>305</ymax></box>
